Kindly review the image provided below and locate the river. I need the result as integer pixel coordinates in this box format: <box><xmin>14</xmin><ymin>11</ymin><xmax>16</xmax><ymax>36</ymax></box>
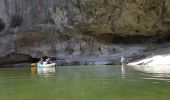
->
<box><xmin>0</xmin><ymin>65</ymin><xmax>170</xmax><ymax>100</ymax></box>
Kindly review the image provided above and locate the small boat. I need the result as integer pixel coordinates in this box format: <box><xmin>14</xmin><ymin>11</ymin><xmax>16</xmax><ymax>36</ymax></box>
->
<box><xmin>36</xmin><ymin>58</ymin><xmax>56</xmax><ymax>68</ymax></box>
<box><xmin>37</xmin><ymin>63</ymin><xmax>56</xmax><ymax>68</ymax></box>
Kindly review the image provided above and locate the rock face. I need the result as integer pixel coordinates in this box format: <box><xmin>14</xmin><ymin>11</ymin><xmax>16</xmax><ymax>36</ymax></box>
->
<box><xmin>0</xmin><ymin>0</ymin><xmax>170</xmax><ymax>64</ymax></box>
<box><xmin>129</xmin><ymin>43</ymin><xmax>170</xmax><ymax>66</ymax></box>
<box><xmin>0</xmin><ymin>52</ymin><xmax>33</xmax><ymax>65</ymax></box>
<box><xmin>0</xmin><ymin>0</ymin><xmax>169</xmax><ymax>34</ymax></box>
<box><xmin>129</xmin><ymin>55</ymin><xmax>170</xmax><ymax>66</ymax></box>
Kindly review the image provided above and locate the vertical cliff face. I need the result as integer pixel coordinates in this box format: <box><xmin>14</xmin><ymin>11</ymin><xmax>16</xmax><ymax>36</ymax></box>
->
<box><xmin>0</xmin><ymin>0</ymin><xmax>169</xmax><ymax>33</ymax></box>
<box><xmin>0</xmin><ymin>0</ymin><xmax>89</xmax><ymax>29</ymax></box>
<box><xmin>0</xmin><ymin>0</ymin><xmax>170</xmax><ymax>64</ymax></box>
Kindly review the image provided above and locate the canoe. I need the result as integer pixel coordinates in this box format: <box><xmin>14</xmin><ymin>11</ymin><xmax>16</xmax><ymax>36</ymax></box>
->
<box><xmin>37</xmin><ymin>63</ymin><xmax>56</xmax><ymax>68</ymax></box>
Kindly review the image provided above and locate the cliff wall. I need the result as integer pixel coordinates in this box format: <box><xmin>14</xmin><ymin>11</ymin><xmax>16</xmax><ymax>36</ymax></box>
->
<box><xmin>0</xmin><ymin>0</ymin><xmax>170</xmax><ymax>64</ymax></box>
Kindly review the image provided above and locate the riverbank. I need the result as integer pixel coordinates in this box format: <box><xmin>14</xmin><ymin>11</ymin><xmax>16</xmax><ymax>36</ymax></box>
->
<box><xmin>58</xmin><ymin>44</ymin><xmax>147</xmax><ymax>65</ymax></box>
<box><xmin>0</xmin><ymin>44</ymin><xmax>147</xmax><ymax>67</ymax></box>
<box><xmin>1</xmin><ymin>42</ymin><xmax>170</xmax><ymax>67</ymax></box>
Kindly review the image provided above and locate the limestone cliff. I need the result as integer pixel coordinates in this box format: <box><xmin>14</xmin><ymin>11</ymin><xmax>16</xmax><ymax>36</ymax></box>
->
<box><xmin>0</xmin><ymin>0</ymin><xmax>169</xmax><ymax>34</ymax></box>
<box><xmin>0</xmin><ymin>0</ymin><xmax>170</xmax><ymax>64</ymax></box>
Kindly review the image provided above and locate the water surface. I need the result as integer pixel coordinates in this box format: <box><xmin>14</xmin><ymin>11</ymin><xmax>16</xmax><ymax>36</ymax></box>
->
<box><xmin>0</xmin><ymin>65</ymin><xmax>170</xmax><ymax>100</ymax></box>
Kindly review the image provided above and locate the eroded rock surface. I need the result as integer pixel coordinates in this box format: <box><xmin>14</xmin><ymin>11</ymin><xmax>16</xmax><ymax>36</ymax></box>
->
<box><xmin>0</xmin><ymin>0</ymin><xmax>170</xmax><ymax>65</ymax></box>
<box><xmin>0</xmin><ymin>52</ymin><xmax>33</xmax><ymax>65</ymax></box>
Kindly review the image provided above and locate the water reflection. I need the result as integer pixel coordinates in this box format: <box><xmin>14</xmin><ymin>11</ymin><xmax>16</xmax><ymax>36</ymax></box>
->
<box><xmin>31</xmin><ymin>67</ymin><xmax>37</xmax><ymax>76</ymax></box>
<box><xmin>131</xmin><ymin>65</ymin><xmax>170</xmax><ymax>74</ymax></box>
<box><xmin>130</xmin><ymin>65</ymin><xmax>170</xmax><ymax>82</ymax></box>
<box><xmin>37</xmin><ymin>67</ymin><xmax>56</xmax><ymax>74</ymax></box>
<box><xmin>2</xmin><ymin>66</ymin><xmax>170</xmax><ymax>100</ymax></box>
<box><xmin>121</xmin><ymin>64</ymin><xmax>126</xmax><ymax>78</ymax></box>
<box><xmin>31</xmin><ymin>67</ymin><xmax>56</xmax><ymax>77</ymax></box>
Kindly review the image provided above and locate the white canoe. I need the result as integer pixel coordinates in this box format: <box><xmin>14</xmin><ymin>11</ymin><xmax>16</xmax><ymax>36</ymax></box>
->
<box><xmin>37</xmin><ymin>63</ymin><xmax>56</xmax><ymax>68</ymax></box>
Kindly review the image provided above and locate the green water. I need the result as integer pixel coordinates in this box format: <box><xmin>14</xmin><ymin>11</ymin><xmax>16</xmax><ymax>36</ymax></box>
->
<box><xmin>0</xmin><ymin>65</ymin><xmax>170</xmax><ymax>100</ymax></box>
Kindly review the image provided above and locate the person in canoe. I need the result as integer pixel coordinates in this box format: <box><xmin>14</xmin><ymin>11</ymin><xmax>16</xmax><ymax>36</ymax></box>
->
<box><xmin>46</xmin><ymin>58</ymin><xmax>52</xmax><ymax>64</ymax></box>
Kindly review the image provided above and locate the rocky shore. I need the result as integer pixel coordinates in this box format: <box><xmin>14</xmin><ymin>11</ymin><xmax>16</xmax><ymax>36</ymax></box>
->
<box><xmin>1</xmin><ymin>42</ymin><xmax>170</xmax><ymax>66</ymax></box>
<box><xmin>0</xmin><ymin>44</ymin><xmax>147</xmax><ymax>66</ymax></box>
